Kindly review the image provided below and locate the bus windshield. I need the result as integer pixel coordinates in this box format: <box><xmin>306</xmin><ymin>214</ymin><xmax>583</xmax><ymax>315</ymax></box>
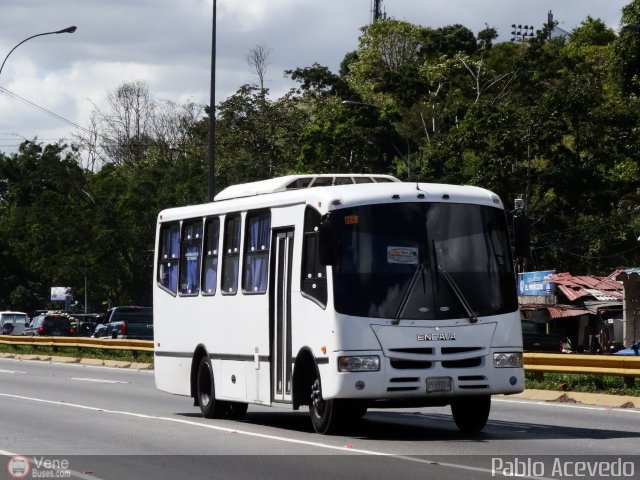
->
<box><xmin>330</xmin><ymin>202</ymin><xmax>518</xmax><ymax>320</ymax></box>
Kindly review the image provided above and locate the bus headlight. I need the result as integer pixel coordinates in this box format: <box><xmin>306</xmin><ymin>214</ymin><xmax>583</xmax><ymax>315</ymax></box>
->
<box><xmin>338</xmin><ymin>355</ymin><xmax>380</xmax><ymax>372</ymax></box>
<box><xmin>493</xmin><ymin>352</ymin><xmax>523</xmax><ymax>368</ymax></box>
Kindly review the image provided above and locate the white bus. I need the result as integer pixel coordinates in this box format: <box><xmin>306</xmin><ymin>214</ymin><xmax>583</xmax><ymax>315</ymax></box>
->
<box><xmin>153</xmin><ymin>173</ymin><xmax>524</xmax><ymax>434</ymax></box>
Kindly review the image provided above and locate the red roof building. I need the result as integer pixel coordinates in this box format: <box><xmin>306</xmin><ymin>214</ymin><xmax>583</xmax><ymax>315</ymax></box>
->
<box><xmin>519</xmin><ymin>270</ymin><xmax>624</xmax><ymax>351</ymax></box>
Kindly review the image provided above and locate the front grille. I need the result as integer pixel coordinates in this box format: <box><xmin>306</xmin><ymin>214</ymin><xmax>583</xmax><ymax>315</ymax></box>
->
<box><xmin>441</xmin><ymin>347</ymin><xmax>483</xmax><ymax>354</ymax></box>
<box><xmin>441</xmin><ymin>357</ymin><xmax>482</xmax><ymax>368</ymax></box>
<box><xmin>390</xmin><ymin>359</ymin><xmax>432</xmax><ymax>370</ymax></box>
<box><xmin>458</xmin><ymin>375</ymin><xmax>488</xmax><ymax>389</ymax></box>
<box><xmin>389</xmin><ymin>347</ymin><xmax>433</xmax><ymax>355</ymax></box>
<box><xmin>389</xmin><ymin>377</ymin><xmax>420</xmax><ymax>383</ymax></box>
<box><xmin>386</xmin><ymin>386</ymin><xmax>420</xmax><ymax>392</ymax></box>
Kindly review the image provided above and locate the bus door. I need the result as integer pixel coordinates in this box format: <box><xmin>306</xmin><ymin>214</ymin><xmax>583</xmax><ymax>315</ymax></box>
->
<box><xmin>271</xmin><ymin>229</ymin><xmax>294</xmax><ymax>403</ymax></box>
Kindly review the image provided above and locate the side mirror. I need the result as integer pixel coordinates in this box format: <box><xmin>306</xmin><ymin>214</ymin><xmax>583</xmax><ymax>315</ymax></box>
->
<box><xmin>318</xmin><ymin>222</ymin><xmax>338</xmax><ymax>266</ymax></box>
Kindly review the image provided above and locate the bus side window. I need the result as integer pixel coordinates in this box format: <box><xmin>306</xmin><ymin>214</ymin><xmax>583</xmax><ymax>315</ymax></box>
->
<box><xmin>301</xmin><ymin>206</ymin><xmax>327</xmax><ymax>307</ymax></box>
<box><xmin>243</xmin><ymin>210</ymin><xmax>270</xmax><ymax>294</ymax></box>
<box><xmin>202</xmin><ymin>217</ymin><xmax>220</xmax><ymax>295</ymax></box>
<box><xmin>222</xmin><ymin>214</ymin><xmax>241</xmax><ymax>295</ymax></box>
<box><xmin>179</xmin><ymin>219</ymin><xmax>203</xmax><ymax>296</ymax></box>
<box><xmin>158</xmin><ymin>222</ymin><xmax>180</xmax><ymax>294</ymax></box>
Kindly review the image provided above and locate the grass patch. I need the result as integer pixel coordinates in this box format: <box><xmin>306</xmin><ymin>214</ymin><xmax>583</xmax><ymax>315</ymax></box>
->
<box><xmin>525</xmin><ymin>371</ymin><xmax>639</xmax><ymax>397</ymax></box>
<box><xmin>0</xmin><ymin>343</ymin><xmax>153</xmax><ymax>364</ymax></box>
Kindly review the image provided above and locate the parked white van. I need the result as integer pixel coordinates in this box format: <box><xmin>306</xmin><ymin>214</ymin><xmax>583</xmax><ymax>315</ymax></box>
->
<box><xmin>0</xmin><ymin>311</ymin><xmax>29</xmax><ymax>335</ymax></box>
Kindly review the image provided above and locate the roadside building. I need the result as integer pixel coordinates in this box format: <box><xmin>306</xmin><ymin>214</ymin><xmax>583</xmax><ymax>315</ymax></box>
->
<box><xmin>614</xmin><ymin>269</ymin><xmax>640</xmax><ymax>349</ymax></box>
<box><xmin>518</xmin><ymin>270</ymin><xmax>624</xmax><ymax>352</ymax></box>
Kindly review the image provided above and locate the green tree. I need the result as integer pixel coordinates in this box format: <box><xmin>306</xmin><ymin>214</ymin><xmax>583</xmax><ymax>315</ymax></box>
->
<box><xmin>614</xmin><ymin>0</ymin><xmax>640</xmax><ymax>95</ymax></box>
<box><xmin>215</xmin><ymin>85</ymin><xmax>305</xmax><ymax>189</ymax></box>
<box><xmin>478</xmin><ymin>24</ymin><xmax>498</xmax><ymax>50</ymax></box>
<box><xmin>0</xmin><ymin>142</ymin><xmax>94</xmax><ymax>311</ymax></box>
<box><xmin>570</xmin><ymin>16</ymin><xmax>616</xmax><ymax>47</ymax></box>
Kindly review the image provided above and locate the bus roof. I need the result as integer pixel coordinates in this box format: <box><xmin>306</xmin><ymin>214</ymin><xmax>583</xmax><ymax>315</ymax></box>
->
<box><xmin>158</xmin><ymin>175</ymin><xmax>504</xmax><ymax>222</ymax></box>
<box><xmin>214</xmin><ymin>174</ymin><xmax>400</xmax><ymax>201</ymax></box>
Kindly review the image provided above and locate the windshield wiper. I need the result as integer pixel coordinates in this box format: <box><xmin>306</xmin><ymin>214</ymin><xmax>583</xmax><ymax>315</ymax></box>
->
<box><xmin>393</xmin><ymin>263</ymin><xmax>425</xmax><ymax>325</ymax></box>
<box><xmin>436</xmin><ymin>263</ymin><xmax>478</xmax><ymax>323</ymax></box>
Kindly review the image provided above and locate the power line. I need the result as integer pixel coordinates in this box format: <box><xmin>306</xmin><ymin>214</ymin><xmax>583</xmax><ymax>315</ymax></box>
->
<box><xmin>0</xmin><ymin>86</ymin><xmax>92</xmax><ymax>135</ymax></box>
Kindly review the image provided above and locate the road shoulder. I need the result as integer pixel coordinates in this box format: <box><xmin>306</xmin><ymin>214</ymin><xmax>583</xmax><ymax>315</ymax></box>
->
<box><xmin>503</xmin><ymin>388</ymin><xmax>638</xmax><ymax>409</ymax></box>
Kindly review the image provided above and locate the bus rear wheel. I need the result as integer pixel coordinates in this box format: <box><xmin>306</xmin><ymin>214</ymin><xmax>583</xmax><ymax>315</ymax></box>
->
<box><xmin>309</xmin><ymin>378</ymin><xmax>344</xmax><ymax>434</ymax></box>
<box><xmin>196</xmin><ymin>356</ymin><xmax>226</xmax><ymax>418</ymax></box>
<box><xmin>450</xmin><ymin>395</ymin><xmax>491</xmax><ymax>433</ymax></box>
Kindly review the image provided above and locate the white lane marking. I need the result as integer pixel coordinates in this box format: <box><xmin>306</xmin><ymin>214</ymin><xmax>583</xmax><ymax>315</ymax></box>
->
<box><xmin>70</xmin><ymin>378</ymin><xmax>130</xmax><ymax>384</ymax></box>
<box><xmin>0</xmin><ymin>447</ymin><xmax>103</xmax><ymax>480</ymax></box>
<box><xmin>0</xmin><ymin>393</ymin><xmax>552</xmax><ymax>480</ymax></box>
<box><xmin>493</xmin><ymin>397</ymin><xmax>640</xmax><ymax>414</ymax></box>
<box><xmin>0</xmin><ymin>357</ymin><xmax>153</xmax><ymax>373</ymax></box>
<box><xmin>0</xmin><ymin>368</ymin><xmax>26</xmax><ymax>374</ymax></box>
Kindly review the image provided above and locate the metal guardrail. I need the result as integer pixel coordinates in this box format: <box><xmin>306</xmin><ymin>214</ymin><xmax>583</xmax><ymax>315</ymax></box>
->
<box><xmin>0</xmin><ymin>336</ymin><xmax>639</xmax><ymax>378</ymax></box>
<box><xmin>524</xmin><ymin>352</ymin><xmax>640</xmax><ymax>379</ymax></box>
<box><xmin>0</xmin><ymin>335</ymin><xmax>154</xmax><ymax>352</ymax></box>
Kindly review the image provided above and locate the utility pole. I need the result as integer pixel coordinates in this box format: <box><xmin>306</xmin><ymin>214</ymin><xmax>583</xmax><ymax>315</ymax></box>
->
<box><xmin>208</xmin><ymin>0</ymin><xmax>217</xmax><ymax>202</ymax></box>
<box><xmin>372</xmin><ymin>0</ymin><xmax>383</xmax><ymax>23</ymax></box>
<box><xmin>513</xmin><ymin>197</ymin><xmax>530</xmax><ymax>273</ymax></box>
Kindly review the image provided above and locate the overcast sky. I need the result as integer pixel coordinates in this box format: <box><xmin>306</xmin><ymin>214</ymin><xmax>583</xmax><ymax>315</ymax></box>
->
<box><xmin>0</xmin><ymin>0</ymin><xmax>630</xmax><ymax>153</ymax></box>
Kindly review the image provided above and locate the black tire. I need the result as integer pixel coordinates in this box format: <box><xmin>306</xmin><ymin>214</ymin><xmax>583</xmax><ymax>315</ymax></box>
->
<box><xmin>196</xmin><ymin>356</ymin><xmax>226</xmax><ymax>418</ymax></box>
<box><xmin>225</xmin><ymin>402</ymin><xmax>248</xmax><ymax>420</ymax></box>
<box><xmin>451</xmin><ymin>395</ymin><xmax>491</xmax><ymax>433</ymax></box>
<box><xmin>309</xmin><ymin>377</ymin><xmax>345</xmax><ymax>434</ymax></box>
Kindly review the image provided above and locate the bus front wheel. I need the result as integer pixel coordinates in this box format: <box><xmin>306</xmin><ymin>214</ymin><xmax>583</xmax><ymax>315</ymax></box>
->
<box><xmin>450</xmin><ymin>395</ymin><xmax>491</xmax><ymax>433</ymax></box>
<box><xmin>196</xmin><ymin>356</ymin><xmax>226</xmax><ymax>418</ymax></box>
<box><xmin>310</xmin><ymin>378</ymin><xmax>344</xmax><ymax>434</ymax></box>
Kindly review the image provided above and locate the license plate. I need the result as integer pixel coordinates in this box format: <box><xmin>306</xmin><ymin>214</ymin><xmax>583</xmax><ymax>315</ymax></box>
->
<box><xmin>52</xmin><ymin>330</ymin><xmax>60</xmax><ymax>335</ymax></box>
<box><xmin>426</xmin><ymin>376</ymin><xmax>452</xmax><ymax>393</ymax></box>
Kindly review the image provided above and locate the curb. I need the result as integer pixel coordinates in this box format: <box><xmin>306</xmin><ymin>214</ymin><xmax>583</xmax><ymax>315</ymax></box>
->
<box><xmin>503</xmin><ymin>389</ymin><xmax>639</xmax><ymax>409</ymax></box>
<box><xmin>1</xmin><ymin>352</ymin><xmax>154</xmax><ymax>370</ymax></box>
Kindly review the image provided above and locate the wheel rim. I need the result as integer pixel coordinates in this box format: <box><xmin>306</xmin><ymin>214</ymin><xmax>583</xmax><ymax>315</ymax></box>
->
<box><xmin>199</xmin><ymin>362</ymin><xmax>212</xmax><ymax>407</ymax></box>
<box><xmin>311</xmin><ymin>378</ymin><xmax>325</xmax><ymax>417</ymax></box>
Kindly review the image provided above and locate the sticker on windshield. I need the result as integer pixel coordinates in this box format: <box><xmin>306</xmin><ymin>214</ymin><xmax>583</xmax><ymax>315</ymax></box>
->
<box><xmin>387</xmin><ymin>246</ymin><xmax>419</xmax><ymax>264</ymax></box>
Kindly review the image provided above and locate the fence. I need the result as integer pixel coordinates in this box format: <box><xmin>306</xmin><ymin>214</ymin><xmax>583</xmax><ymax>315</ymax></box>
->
<box><xmin>0</xmin><ymin>335</ymin><xmax>154</xmax><ymax>353</ymax></box>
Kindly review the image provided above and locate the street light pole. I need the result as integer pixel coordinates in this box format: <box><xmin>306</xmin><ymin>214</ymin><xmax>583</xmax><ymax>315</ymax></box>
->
<box><xmin>0</xmin><ymin>26</ymin><xmax>77</xmax><ymax>79</ymax></box>
<box><xmin>207</xmin><ymin>0</ymin><xmax>217</xmax><ymax>202</ymax></box>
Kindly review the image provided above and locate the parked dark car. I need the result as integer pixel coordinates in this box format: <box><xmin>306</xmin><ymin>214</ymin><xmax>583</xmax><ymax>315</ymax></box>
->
<box><xmin>0</xmin><ymin>311</ymin><xmax>29</xmax><ymax>335</ymax></box>
<box><xmin>521</xmin><ymin>320</ymin><xmax>563</xmax><ymax>352</ymax></box>
<box><xmin>23</xmin><ymin>313</ymin><xmax>76</xmax><ymax>336</ymax></box>
<box><xmin>69</xmin><ymin>313</ymin><xmax>104</xmax><ymax>337</ymax></box>
<box><xmin>94</xmin><ymin>306</ymin><xmax>153</xmax><ymax>340</ymax></box>
<box><xmin>613</xmin><ymin>340</ymin><xmax>640</xmax><ymax>356</ymax></box>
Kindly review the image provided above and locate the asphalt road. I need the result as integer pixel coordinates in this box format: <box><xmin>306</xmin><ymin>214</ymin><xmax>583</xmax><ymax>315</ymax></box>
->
<box><xmin>0</xmin><ymin>358</ymin><xmax>638</xmax><ymax>480</ymax></box>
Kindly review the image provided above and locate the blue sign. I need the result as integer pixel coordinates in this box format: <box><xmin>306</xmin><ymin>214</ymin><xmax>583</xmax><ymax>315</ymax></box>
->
<box><xmin>518</xmin><ymin>270</ymin><xmax>555</xmax><ymax>296</ymax></box>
